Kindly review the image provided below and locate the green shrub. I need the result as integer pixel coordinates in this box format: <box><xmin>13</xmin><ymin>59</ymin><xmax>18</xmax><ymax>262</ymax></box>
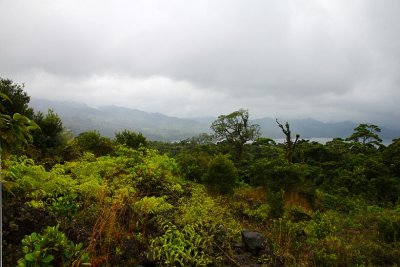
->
<box><xmin>149</xmin><ymin>223</ymin><xmax>213</xmax><ymax>266</ymax></box>
<box><xmin>17</xmin><ymin>225</ymin><xmax>89</xmax><ymax>267</ymax></box>
<box><xmin>204</xmin><ymin>154</ymin><xmax>238</xmax><ymax>194</ymax></box>
<box><xmin>243</xmin><ymin>203</ymin><xmax>271</xmax><ymax>222</ymax></box>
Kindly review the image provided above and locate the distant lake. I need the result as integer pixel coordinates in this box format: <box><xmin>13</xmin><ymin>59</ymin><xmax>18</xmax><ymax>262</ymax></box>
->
<box><xmin>274</xmin><ymin>137</ymin><xmax>333</xmax><ymax>144</ymax></box>
<box><xmin>274</xmin><ymin>138</ymin><xmax>393</xmax><ymax>146</ymax></box>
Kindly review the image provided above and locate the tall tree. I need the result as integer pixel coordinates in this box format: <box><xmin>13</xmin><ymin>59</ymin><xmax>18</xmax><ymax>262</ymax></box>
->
<box><xmin>0</xmin><ymin>88</ymin><xmax>38</xmax><ymax>158</ymax></box>
<box><xmin>276</xmin><ymin>119</ymin><xmax>300</xmax><ymax>164</ymax></box>
<box><xmin>31</xmin><ymin>109</ymin><xmax>66</xmax><ymax>155</ymax></box>
<box><xmin>0</xmin><ymin>78</ymin><xmax>34</xmax><ymax>118</ymax></box>
<box><xmin>115</xmin><ymin>130</ymin><xmax>147</xmax><ymax>149</ymax></box>
<box><xmin>346</xmin><ymin>123</ymin><xmax>383</xmax><ymax>147</ymax></box>
<box><xmin>75</xmin><ymin>130</ymin><xmax>114</xmax><ymax>157</ymax></box>
<box><xmin>211</xmin><ymin>109</ymin><xmax>260</xmax><ymax>161</ymax></box>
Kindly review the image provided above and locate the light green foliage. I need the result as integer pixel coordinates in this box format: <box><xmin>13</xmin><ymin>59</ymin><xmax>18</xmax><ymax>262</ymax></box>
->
<box><xmin>243</xmin><ymin>203</ymin><xmax>271</xmax><ymax>222</ymax></box>
<box><xmin>3</xmin><ymin>104</ymin><xmax>400</xmax><ymax>266</ymax></box>
<box><xmin>135</xmin><ymin>196</ymin><xmax>173</xmax><ymax>215</ymax></box>
<box><xmin>131</xmin><ymin>149</ymin><xmax>183</xmax><ymax>195</ymax></box>
<box><xmin>18</xmin><ymin>225</ymin><xmax>89</xmax><ymax>267</ymax></box>
<box><xmin>149</xmin><ymin>222</ymin><xmax>213</xmax><ymax>266</ymax></box>
<box><xmin>178</xmin><ymin>186</ymin><xmax>217</xmax><ymax>224</ymax></box>
<box><xmin>1</xmin><ymin>110</ymin><xmax>39</xmax><ymax>157</ymax></box>
<box><xmin>3</xmin><ymin>156</ymin><xmax>75</xmax><ymax>198</ymax></box>
<box><xmin>176</xmin><ymin>184</ymin><xmax>242</xmax><ymax>259</ymax></box>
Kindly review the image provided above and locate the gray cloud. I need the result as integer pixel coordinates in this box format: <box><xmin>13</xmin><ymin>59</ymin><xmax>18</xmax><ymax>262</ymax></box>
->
<box><xmin>0</xmin><ymin>0</ymin><xmax>399</xmax><ymax>127</ymax></box>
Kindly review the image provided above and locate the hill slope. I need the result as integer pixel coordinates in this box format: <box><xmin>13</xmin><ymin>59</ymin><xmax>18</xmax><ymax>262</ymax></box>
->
<box><xmin>30</xmin><ymin>98</ymin><xmax>400</xmax><ymax>142</ymax></box>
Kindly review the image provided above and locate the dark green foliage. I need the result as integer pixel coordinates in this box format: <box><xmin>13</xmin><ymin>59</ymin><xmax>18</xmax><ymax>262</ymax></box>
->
<box><xmin>0</xmin><ymin>78</ymin><xmax>34</xmax><ymax>118</ymax></box>
<box><xmin>276</xmin><ymin>119</ymin><xmax>300</xmax><ymax>164</ymax></box>
<box><xmin>31</xmin><ymin>109</ymin><xmax>64</xmax><ymax>150</ymax></box>
<box><xmin>204</xmin><ymin>154</ymin><xmax>238</xmax><ymax>193</ymax></box>
<box><xmin>346</xmin><ymin>123</ymin><xmax>383</xmax><ymax>147</ymax></box>
<box><xmin>249</xmin><ymin>157</ymin><xmax>316</xmax><ymax>194</ymax></box>
<box><xmin>75</xmin><ymin>130</ymin><xmax>114</xmax><ymax>157</ymax></box>
<box><xmin>0</xmin><ymin>79</ymin><xmax>39</xmax><ymax>158</ymax></box>
<box><xmin>3</xmin><ymin>101</ymin><xmax>400</xmax><ymax>267</ymax></box>
<box><xmin>293</xmin><ymin>140</ymin><xmax>332</xmax><ymax>164</ymax></box>
<box><xmin>28</xmin><ymin>109</ymin><xmax>69</xmax><ymax>167</ymax></box>
<box><xmin>211</xmin><ymin>109</ymin><xmax>260</xmax><ymax>161</ymax></box>
<box><xmin>0</xmin><ymin>93</ymin><xmax>39</xmax><ymax>157</ymax></box>
<box><xmin>383</xmin><ymin>138</ymin><xmax>400</xmax><ymax>176</ymax></box>
<box><xmin>175</xmin><ymin>151</ymin><xmax>211</xmax><ymax>182</ymax></box>
<box><xmin>115</xmin><ymin>129</ymin><xmax>147</xmax><ymax>149</ymax></box>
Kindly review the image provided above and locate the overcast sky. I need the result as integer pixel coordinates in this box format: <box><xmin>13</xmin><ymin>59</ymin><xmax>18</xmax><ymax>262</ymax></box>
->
<box><xmin>1</xmin><ymin>0</ymin><xmax>399</xmax><ymax>126</ymax></box>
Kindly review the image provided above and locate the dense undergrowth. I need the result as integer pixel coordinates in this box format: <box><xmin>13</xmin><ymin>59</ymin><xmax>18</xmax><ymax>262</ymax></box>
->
<box><xmin>2</xmin><ymin>139</ymin><xmax>400</xmax><ymax>266</ymax></box>
<box><xmin>1</xmin><ymin>79</ymin><xmax>400</xmax><ymax>266</ymax></box>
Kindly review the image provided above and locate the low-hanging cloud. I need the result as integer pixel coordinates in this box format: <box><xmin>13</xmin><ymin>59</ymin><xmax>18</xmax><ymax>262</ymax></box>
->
<box><xmin>0</xmin><ymin>0</ymin><xmax>399</xmax><ymax>127</ymax></box>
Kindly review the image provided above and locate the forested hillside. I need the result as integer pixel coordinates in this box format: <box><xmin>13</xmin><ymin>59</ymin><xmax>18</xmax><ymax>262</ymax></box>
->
<box><xmin>2</xmin><ymin>79</ymin><xmax>400</xmax><ymax>266</ymax></box>
<box><xmin>29</xmin><ymin>98</ymin><xmax>400</xmax><ymax>142</ymax></box>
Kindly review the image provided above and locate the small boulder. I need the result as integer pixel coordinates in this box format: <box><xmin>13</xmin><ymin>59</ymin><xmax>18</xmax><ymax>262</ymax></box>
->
<box><xmin>241</xmin><ymin>230</ymin><xmax>265</xmax><ymax>254</ymax></box>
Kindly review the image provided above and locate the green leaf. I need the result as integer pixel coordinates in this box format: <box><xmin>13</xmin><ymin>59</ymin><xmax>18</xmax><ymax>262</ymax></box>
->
<box><xmin>13</xmin><ymin>113</ymin><xmax>26</xmax><ymax>121</ymax></box>
<box><xmin>22</xmin><ymin>246</ymin><xmax>29</xmax><ymax>253</ymax></box>
<box><xmin>0</xmin><ymin>92</ymin><xmax>11</xmax><ymax>102</ymax></box>
<box><xmin>42</xmin><ymin>254</ymin><xmax>54</xmax><ymax>263</ymax></box>
<box><xmin>25</xmin><ymin>253</ymin><xmax>36</xmax><ymax>262</ymax></box>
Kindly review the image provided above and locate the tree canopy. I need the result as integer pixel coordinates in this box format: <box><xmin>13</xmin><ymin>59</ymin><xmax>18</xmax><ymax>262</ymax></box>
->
<box><xmin>211</xmin><ymin>109</ymin><xmax>260</xmax><ymax>161</ymax></box>
<box><xmin>114</xmin><ymin>129</ymin><xmax>147</xmax><ymax>149</ymax></box>
<box><xmin>346</xmin><ymin>123</ymin><xmax>383</xmax><ymax>147</ymax></box>
<box><xmin>0</xmin><ymin>78</ymin><xmax>33</xmax><ymax>118</ymax></box>
<box><xmin>0</xmin><ymin>81</ymin><xmax>38</xmax><ymax>158</ymax></box>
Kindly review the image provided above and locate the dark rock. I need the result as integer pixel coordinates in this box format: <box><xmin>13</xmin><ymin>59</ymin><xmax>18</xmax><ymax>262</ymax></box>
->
<box><xmin>241</xmin><ymin>230</ymin><xmax>265</xmax><ymax>255</ymax></box>
<box><xmin>273</xmin><ymin>255</ymin><xmax>285</xmax><ymax>267</ymax></box>
<box><xmin>234</xmin><ymin>242</ymin><xmax>245</xmax><ymax>253</ymax></box>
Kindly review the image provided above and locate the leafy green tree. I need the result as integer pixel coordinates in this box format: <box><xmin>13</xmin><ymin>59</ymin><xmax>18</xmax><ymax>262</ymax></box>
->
<box><xmin>346</xmin><ymin>123</ymin><xmax>383</xmax><ymax>147</ymax></box>
<box><xmin>180</xmin><ymin>133</ymin><xmax>214</xmax><ymax>145</ymax></box>
<box><xmin>114</xmin><ymin>129</ymin><xmax>147</xmax><ymax>149</ymax></box>
<box><xmin>0</xmin><ymin>90</ymin><xmax>38</xmax><ymax>158</ymax></box>
<box><xmin>211</xmin><ymin>109</ymin><xmax>260</xmax><ymax>161</ymax></box>
<box><xmin>176</xmin><ymin>151</ymin><xmax>211</xmax><ymax>182</ymax></box>
<box><xmin>383</xmin><ymin>138</ymin><xmax>400</xmax><ymax>176</ymax></box>
<box><xmin>31</xmin><ymin>109</ymin><xmax>66</xmax><ymax>151</ymax></box>
<box><xmin>204</xmin><ymin>154</ymin><xmax>238</xmax><ymax>193</ymax></box>
<box><xmin>276</xmin><ymin>119</ymin><xmax>300</xmax><ymax>164</ymax></box>
<box><xmin>293</xmin><ymin>140</ymin><xmax>331</xmax><ymax>165</ymax></box>
<box><xmin>27</xmin><ymin>109</ymin><xmax>70</xmax><ymax>167</ymax></box>
<box><xmin>0</xmin><ymin>78</ymin><xmax>34</xmax><ymax>118</ymax></box>
<box><xmin>75</xmin><ymin>130</ymin><xmax>114</xmax><ymax>157</ymax></box>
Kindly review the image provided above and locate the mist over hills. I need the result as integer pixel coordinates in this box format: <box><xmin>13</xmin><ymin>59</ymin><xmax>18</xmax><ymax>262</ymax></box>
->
<box><xmin>30</xmin><ymin>98</ymin><xmax>400</xmax><ymax>142</ymax></box>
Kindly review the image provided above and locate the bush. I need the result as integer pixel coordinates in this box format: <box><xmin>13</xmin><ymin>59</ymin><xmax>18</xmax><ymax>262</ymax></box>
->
<box><xmin>204</xmin><ymin>154</ymin><xmax>238</xmax><ymax>194</ymax></box>
<box><xmin>115</xmin><ymin>129</ymin><xmax>147</xmax><ymax>149</ymax></box>
<box><xmin>149</xmin><ymin>223</ymin><xmax>213</xmax><ymax>266</ymax></box>
<box><xmin>17</xmin><ymin>225</ymin><xmax>89</xmax><ymax>267</ymax></box>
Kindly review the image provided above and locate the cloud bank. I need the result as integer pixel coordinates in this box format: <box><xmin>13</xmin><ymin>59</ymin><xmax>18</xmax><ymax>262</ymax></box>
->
<box><xmin>1</xmin><ymin>0</ymin><xmax>399</xmax><ymax>127</ymax></box>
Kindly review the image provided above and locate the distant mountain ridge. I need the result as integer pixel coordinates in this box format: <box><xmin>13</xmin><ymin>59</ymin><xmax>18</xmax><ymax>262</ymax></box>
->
<box><xmin>30</xmin><ymin>98</ymin><xmax>400</xmax><ymax>142</ymax></box>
